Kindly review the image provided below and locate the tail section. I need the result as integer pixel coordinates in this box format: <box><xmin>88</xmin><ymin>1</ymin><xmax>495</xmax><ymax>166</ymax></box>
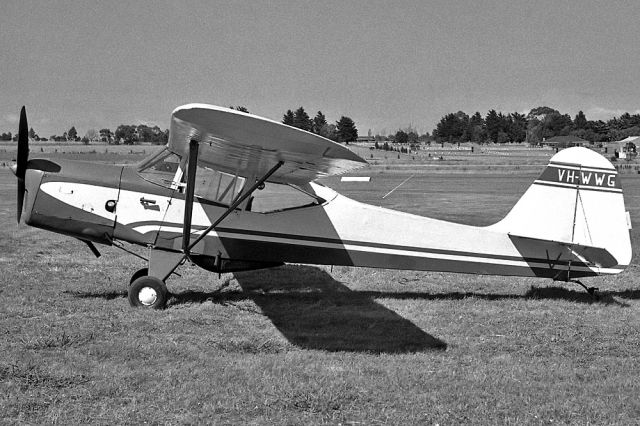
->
<box><xmin>489</xmin><ymin>147</ymin><xmax>632</xmax><ymax>273</ymax></box>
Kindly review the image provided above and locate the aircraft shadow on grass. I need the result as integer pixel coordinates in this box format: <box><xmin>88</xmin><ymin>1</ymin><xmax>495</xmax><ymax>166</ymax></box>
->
<box><xmin>172</xmin><ymin>265</ymin><xmax>448</xmax><ymax>354</ymax></box>
<box><xmin>67</xmin><ymin>265</ymin><xmax>640</xmax><ymax>351</ymax></box>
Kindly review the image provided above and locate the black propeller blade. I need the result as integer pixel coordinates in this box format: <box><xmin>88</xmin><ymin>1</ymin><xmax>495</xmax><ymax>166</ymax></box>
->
<box><xmin>16</xmin><ymin>106</ymin><xmax>29</xmax><ymax>223</ymax></box>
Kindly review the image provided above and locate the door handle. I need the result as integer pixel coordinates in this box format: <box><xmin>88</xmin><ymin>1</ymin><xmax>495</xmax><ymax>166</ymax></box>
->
<box><xmin>140</xmin><ymin>197</ymin><xmax>156</xmax><ymax>205</ymax></box>
<box><xmin>140</xmin><ymin>197</ymin><xmax>160</xmax><ymax>211</ymax></box>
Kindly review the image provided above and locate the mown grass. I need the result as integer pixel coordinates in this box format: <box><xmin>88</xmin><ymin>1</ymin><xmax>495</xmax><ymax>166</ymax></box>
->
<box><xmin>1</xmin><ymin>152</ymin><xmax>640</xmax><ymax>424</ymax></box>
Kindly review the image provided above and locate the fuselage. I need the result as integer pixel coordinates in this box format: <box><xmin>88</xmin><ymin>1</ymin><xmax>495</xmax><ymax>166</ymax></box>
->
<box><xmin>21</xmin><ymin>156</ymin><xmax>625</xmax><ymax>279</ymax></box>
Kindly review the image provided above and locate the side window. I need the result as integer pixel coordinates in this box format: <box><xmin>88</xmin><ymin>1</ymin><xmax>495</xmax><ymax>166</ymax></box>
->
<box><xmin>194</xmin><ymin>166</ymin><xmax>246</xmax><ymax>205</ymax></box>
<box><xmin>249</xmin><ymin>182</ymin><xmax>321</xmax><ymax>213</ymax></box>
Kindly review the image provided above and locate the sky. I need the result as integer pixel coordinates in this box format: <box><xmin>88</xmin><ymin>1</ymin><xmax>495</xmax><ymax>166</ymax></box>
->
<box><xmin>2</xmin><ymin>0</ymin><xmax>640</xmax><ymax>138</ymax></box>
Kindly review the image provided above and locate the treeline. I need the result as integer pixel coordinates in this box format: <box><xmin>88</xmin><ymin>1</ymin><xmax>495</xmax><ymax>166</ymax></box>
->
<box><xmin>3</xmin><ymin>105</ymin><xmax>359</xmax><ymax>145</ymax></box>
<box><xmin>280</xmin><ymin>106</ymin><xmax>358</xmax><ymax>143</ymax></box>
<box><xmin>1</xmin><ymin>124</ymin><xmax>169</xmax><ymax>145</ymax></box>
<box><xmin>108</xmin><ymin>124</ymin><xmax>169</xmax><ymax>145</ymax></box>
<box><xmin>433</xmin><ymin>106</ymin><xmax>640</xmax><ymax>144</ymax></box>
<box><xmin>66</xmin><ymin>124</ymin><xmax>169</xmax><ymax>145</ymax></box>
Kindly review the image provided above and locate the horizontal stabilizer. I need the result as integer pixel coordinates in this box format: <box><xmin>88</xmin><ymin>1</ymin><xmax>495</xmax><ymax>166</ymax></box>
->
<box><xmin>508</xmin><ymin>234</ymin><xmax>618</xmax><ymax>269</ymax></box>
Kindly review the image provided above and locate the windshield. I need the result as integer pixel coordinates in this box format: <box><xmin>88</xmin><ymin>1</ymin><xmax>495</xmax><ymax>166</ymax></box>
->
<box><xmin>136</xmin><ymin>148</ymin><xmax>247</xmax><ymax>205</ymax></box>
<box><xmin>137</xmin><ymin>148</ymin><xmax>183</xmax><ymax>189</ymax></box>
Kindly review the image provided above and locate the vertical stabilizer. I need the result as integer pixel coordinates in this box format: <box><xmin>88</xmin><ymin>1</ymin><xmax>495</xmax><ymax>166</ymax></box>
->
<box><xmin>488</xmin><ymin>147</ymin><xmax>632</xmax><ymax>270</ymax></box>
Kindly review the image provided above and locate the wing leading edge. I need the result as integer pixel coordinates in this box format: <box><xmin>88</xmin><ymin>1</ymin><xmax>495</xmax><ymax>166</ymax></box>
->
<box><xmin>168</xmin><ymin>103</ymin><xmax>367</xmax><ymax>184</ymax></box>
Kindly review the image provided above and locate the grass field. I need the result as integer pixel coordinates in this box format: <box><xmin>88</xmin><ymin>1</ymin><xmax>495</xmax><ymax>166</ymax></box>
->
<box><xmin>1</xmin><ymin>147</ymin><xmax>640</xmax><ymax>424</ymax></box>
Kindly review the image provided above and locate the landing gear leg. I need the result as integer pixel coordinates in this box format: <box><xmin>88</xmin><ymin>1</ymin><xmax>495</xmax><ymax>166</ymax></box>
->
<box><xmin>127</xmin><ymin>250</ymin><xmax>185</xmax><ymax>309</ymax></box>
<box><xmin>129</xmin><ymin>267</ymin><xmax>149</xmax><ymax>285</ymax></box>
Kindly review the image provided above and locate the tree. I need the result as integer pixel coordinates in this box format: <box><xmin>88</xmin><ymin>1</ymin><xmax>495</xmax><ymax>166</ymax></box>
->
<box><xmin>29</xmin><ymin>127</ymin><xmax>39</xmax><ymax>141</ymax></box>
<box><xmin>395</xmin><ymin>130</ymin><xmax>408</xmax><ymax>144</ymax></box>
<box><xmin>467</xmin><ymin>112</ymin><xmax>485</xmax><ymax>143</ymax></box>
<box><xmin>312</xmin><ymin>111</ymin><xmax>327</xmax><ymax>134</ymax></box>
<box><xmin>574</xmin><ymin>111</ymin><xmax>587</xmax><ymax>129</ymax></box>
<box><xmin>485</xmin><ymin>110</ymin><xmax>502</xmax><ymax>143</ymax></box>
<box><xmin>407</xmin><ymin>131</ymin><xmax>419</xmax><ymax>144</ymax></box>
<box><xmin>136</xmin><ymin>124</ymin><xmax>155</xmax><ymax>142</ymax></box>
<box><xmin>335</xmin><ymin>116</ymin><xmax>358</xmax><ymax>143</ymax></box>
<box><xmin>100</xmin><ymin>128</ymin><xmax>113</xmax><ymax>144</ymax></box>
<box><xmin>526</xmin><ymin>106</ymin><xmax>559</xmax><ymax>144</ymax></box>
<box><xmin>293</xmin><ymin>107</ymin><xmax>313</xmax><ymax>131</ymax></box>
<box><xmin>84</xmin><ymin>128</ymin><xmax>98</xmax><ymax>144</ymax></box>
<box><xmin>434</xmin><ymin>112</ymin><xmax>467</xmax><ymax>143</ymax></box>
<box><xmin>324</xmin><ymin>123</ymin><xmax>338</xmax><ymax>141</ymax></box>
<box><xmin>527</xmin><ymin>106</ymin><xmax>559</xmax><ymax>122</ymax></box>
<box><xmin>230</xmin><ymin>106</ymin><xmax>250</xmax><ymax>113</ymax></box>
<box><xmin>115</xmin><ymin>124</ymin><xmax>138</xmax><ymax>145</ymax></box>
<box><xmin>68</xmin><ymin>126</ymin><xmax>78</xmax><ymax>141</ymax></box>
<box><xmin>496</xmin><ymin>131</ymin><xmax>510</xmax><ymax>144</ymax></box>
<box><xmin>316</xmin><ymin>123</ymin><xmax>335</xmax><ymax>140</ymax></box>
<box><xmin>282</xmin><ymin>110</ymin><xmax>294</xmax><ymax>126</ymax></box>
<box><xmin>508</xmin><ymin>112</ymin><xmax>527</xmax><ymax>143</ymax></box>
<box><xmin>546</xmin><ymin>113</ymin><xmax>573</xmax><ymax>136</ymax></box>
<box><xmin>136</xmin><ymin>124</ymin><xmax>167</xmax><ymax>144</ymax></box>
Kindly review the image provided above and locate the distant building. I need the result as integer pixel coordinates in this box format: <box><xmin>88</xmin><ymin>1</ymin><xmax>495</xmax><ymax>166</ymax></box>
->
<box><xmin>606</xmin><ymin>136</ymin><xmax>638</xmax><ymax>159</ymax></box>
<box><xmin>541</xmin><ymin>135</ymin><xmax>588</xmax><ymax>149</ymax></box>
<box><xmin>356</xmin><ymin>136</ymin><xmax>375</xmax><ymax>143</ymax></box>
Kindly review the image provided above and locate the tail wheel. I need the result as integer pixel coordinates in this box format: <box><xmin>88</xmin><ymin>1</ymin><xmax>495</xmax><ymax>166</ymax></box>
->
<box><xmin>128</xmin><ymin>276</ymin><xmax>168</xmax><ymax>309</ymax></box>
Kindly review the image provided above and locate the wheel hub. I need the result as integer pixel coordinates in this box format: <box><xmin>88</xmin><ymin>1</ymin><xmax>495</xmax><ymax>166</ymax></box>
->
<box><xmin>138</xmin><ymin>287</ymin><xmax>158</xmax><ymax>305</ymax></box>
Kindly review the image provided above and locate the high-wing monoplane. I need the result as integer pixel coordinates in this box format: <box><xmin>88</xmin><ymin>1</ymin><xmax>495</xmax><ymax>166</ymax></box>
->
<box><xmin>11</xmin><ymin>104</ymin><xmax>632</xmax><ymax>308</ymax></box>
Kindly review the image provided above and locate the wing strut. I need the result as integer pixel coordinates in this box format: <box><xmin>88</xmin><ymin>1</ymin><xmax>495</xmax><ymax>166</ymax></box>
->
<box><xmin>182</xmin><ymin>139</ymin><xmax>284</xmax><ymax>258</ymax></box>
<box><xmin>182</xmin><ymin>140</ymin><xmax>199</xmax><ymax>253</ymax></box>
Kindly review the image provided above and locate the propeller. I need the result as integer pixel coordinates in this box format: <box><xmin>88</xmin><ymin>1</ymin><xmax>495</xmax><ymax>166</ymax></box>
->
<box><xmin>15</xmin><ymin>106</ymin><xmax>29</xmax><ymax>223</ymax></box>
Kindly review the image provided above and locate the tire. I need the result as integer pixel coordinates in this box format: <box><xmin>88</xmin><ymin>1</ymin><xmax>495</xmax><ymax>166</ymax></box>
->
<box><xmin>129</xmin><ymin>267</ymin><xmax>149</xmax><ymax>285</ymax></box>
<box><xmin>128</xmin><ymin>276</ymin><xmax>168</xmax><ymax>309</ymax></box>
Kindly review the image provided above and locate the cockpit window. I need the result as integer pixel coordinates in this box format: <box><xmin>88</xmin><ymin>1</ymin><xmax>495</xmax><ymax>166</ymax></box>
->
<box><xmin>137</xmin><ymin>148</ymin><xmax>183</xmax><ymax>189</ymax></box>
<box><xmin>136</xmin><ymin>148</ymin><xmax>321</xmax><ymax>211</ymax></box>
<box><xmin>194</xmin><ymin>166</ymin><xmax>246</xmax><ymax>205</ymax></box>
<box><xmin>248</xmin><ymin>182</ymin><xmax>322</xmax><ymax>213</ymax></box>
<box><xmin>137</xmin><ymin>148</ymin><xmax>246</xmax><ymax>205</ymax></box>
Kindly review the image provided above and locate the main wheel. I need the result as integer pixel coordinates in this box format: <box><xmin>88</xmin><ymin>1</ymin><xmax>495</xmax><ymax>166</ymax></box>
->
<box><xmin>128</xmin><ymin>276</ymin><xmax>168</xmax><ymax>309</ymax></box>
<box><xmin>129</xmin><ymin>267</ymin><xmax>149</xmax><ymax>285</ymax></box>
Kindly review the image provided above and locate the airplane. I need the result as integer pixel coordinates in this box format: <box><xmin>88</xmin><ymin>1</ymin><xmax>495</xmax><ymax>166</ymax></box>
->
<box><xmin>11</xmin><ymin>104</ymin><xmax>632</xmax><ymax>309</ymax></box>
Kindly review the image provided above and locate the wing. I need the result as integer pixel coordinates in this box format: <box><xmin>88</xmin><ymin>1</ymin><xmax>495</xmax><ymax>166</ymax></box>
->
<box><xmin>168</xmin><ymin>103</ymin><xmax>367</xmax><ymax>184</ymax></box>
